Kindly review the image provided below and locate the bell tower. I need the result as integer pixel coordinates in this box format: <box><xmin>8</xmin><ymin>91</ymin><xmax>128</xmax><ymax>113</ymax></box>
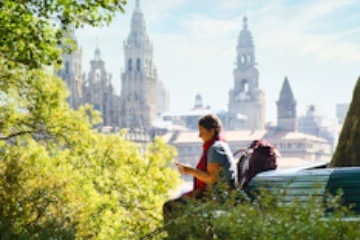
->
<box><xmin>119</xmin><ymin>0</ymin><xmax>158</xmax><ymax>130</ymax></box>
<box><xmin>228</xmin><ymin>15</ymin><xmax>265</xmax><ymax>130</ymax></box>
<box><xmin>277</xmin><ymin>76</ymin><xmax>297</xmax><ymax>131</ymax></box>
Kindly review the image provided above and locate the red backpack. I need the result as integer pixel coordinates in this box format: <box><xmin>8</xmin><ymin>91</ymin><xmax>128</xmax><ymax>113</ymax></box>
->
<box><xmin>234</xmin><ymin>139</ymin><xmax>278</xmax><ymax>189</ymax></box>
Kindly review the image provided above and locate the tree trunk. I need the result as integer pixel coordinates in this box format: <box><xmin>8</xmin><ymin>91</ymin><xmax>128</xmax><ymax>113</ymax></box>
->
<box><xmin>330</xmin><ymin>76</ymin><xmax>360</xmax><ymax>167</ymax></box>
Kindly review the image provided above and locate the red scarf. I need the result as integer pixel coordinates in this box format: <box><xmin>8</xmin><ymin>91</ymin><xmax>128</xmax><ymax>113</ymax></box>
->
<box><xmin>184</xmin><ymin>135</ymin><xmax>225</xmax><ymax>197</ymax></box>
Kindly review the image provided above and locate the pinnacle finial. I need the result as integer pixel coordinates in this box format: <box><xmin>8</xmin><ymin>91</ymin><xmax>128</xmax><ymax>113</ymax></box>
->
<box><xmin>134</xmin><ymin>0</ymin><xmax>141</xmax><ymax>12</ymax></box>
<box><xmin>242</xmin><ymin>7</ymin><xmax>248</xmax><ymax>29</ymax></box>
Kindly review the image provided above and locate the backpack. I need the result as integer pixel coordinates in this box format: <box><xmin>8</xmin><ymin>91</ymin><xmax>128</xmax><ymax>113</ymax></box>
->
<box><xmin>234</xmin><ymin>139</ymin><xmax>278</xmax><ymax>189</ymax></box>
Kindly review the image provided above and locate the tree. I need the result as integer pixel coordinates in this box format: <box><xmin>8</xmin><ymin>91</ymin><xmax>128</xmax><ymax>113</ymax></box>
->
<box><xmin>0</xmin><ymin>0</ymin><xmax>126</xmax><ymax>69</ymax></box>
<box><xmin>0</xmin><ymin>59</ymin><xmax>180</xmax><ymax>238</ymax></box>
<box><xmin>0</xmin><ymin>0</ymin><xmax>181</xmax><ymax>238</ymax></box>
<box><xmin>330</xmin><ymin>76</ymin><xmax>360</xmax><ymax>167</ymax></box>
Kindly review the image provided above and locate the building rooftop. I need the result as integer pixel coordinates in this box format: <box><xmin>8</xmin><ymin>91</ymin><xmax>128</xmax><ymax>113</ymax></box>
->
<box><xmin>163</xmin><ymin>129</ymin><xmax>268</xmax><ymax>144</ymax></box>
<box><xmin>267</xmin><ymin>131</ymin><xmax>328</xmax><ymax>142</ymax></box>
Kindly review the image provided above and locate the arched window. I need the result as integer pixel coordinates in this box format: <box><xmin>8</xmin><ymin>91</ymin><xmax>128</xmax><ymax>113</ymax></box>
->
<box><xmin>128</xmin><ymin>59</ymin><xmax>132</xmax><ymax>71</ymax></box>
<box><xmin>241</xmin><ymin>55</ymin><xmax>246</xmax><ymax>64</ymax></box>
<box><xmin>242</xmin><ymin>79</ymin><xmax>249</xmax><ymax>92</ymax></box>
<box><xmin>95</xmin><ymin>69</ymin><xmax>101</xmax><ymax>82</ymax></box>
<box><xmin>136</xmin><ymin>58</ymin><xmax>141</xmax><ymax>71</ymax></box>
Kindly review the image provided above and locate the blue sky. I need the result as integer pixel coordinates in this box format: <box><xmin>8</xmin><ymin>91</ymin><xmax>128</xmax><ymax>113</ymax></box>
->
<box><xmin>77</xmin><ymin>0</ymin><xmax>360</xmax><ymax>123</ymax></box>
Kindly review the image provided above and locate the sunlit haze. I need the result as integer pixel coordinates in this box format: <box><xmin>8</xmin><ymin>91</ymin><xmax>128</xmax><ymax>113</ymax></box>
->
<box><xmin>77</xmin><ymin>0</ymin><xmax>360</xmax><ymax>123</ymax></box>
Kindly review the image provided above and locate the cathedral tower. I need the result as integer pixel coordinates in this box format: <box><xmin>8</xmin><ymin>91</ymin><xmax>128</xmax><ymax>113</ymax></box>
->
<box><xmin>276</xmin><ymin>77</ymin><xmax>297</xmax><ymax>131</ymax></box>
<box><xmin>57</xmin><ymin>27</ymin><xmax>83</xmax><ymax>109</ymax></box>
<box><xmin>119</xmin><ymin>0</ymin><xmax>158</xmax><ymax>130</ymax></box>
<box><xmin>228</xmin><ymin>15</ymin><xmax>265</xmax><ymax>130</ymax></box>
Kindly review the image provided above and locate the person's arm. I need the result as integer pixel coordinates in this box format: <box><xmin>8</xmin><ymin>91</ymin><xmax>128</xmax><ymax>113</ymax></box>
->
<box><xmin>175</xmin><ymin>162</ymin><xmax>222</xmax><ymax>184</ymax></box>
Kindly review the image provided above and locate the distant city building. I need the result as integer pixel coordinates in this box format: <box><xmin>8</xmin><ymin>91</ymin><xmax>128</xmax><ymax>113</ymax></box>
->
<box><xmin>194</xmin><ymin>94</ymin><xmax>204</xmax><ymax>109</ymax></box>
<box><xmin>57</xmin><ymin>27</ymin><xmax>83</xmax><ymax>109</ymax></box>
<box><xmin>267</xmin><ymin>78</ymin><xmax>332</xmax><ymax>161</ymax></box>
<box><xmin>57</xmin><ymin>5</ymin><xmax>340</xmax><ymax>164</ymax></box>
<box><xmin>228</xmin><ymin>15</ymin><xmax>266</xmax><ymax>130</ymax></box>
<box><xmin>336</xmin><ymin>103</ymin><xmax>350</xmax><ymax>124</ymax></box>
<box><xmin>266</xmin><ymin>131</ymin><xmax>332</xmax><ymax>162</ymax></box>
<box><xmin>298</xmin><ymin>104</ymin><xmax>338</xmax><ymax>151</ymax></box>
<box><xmin>82</xmin><ymin>46</ymin><xmax>120</xmax><ymax>127</ymax></box>
<box><xmin>162</xmin><ymin>77</ymin><xmax>332</xmax><ymax>173</ymax></box>
<box><xmin>162</xmin><ymin>94</ymin><xmax>230</xmax><ymax>130</ymax></box>
<box><xmin>276</xmin><ymin>77</ymin><xmax>297</xmax><ymax>132</ymax></box>
<box><xmin>57</xmin><ymin>0</ymin><xmax>169</xmax><ymax>134</ymax></box>
<box><xmin>157</xmin><ymin>80</ymin><xmax>170</xmax><ymax>118</ymax></box>
<box><xmin>119</xmin><ymin>0</ymin><xmax>161</xmax><ymax>131</ymax></box>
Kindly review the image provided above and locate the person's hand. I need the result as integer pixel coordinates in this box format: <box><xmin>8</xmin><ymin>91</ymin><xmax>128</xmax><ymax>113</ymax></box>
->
<box><xmin>175</xmin><ymin>162</ymin><xmax>193</xmax><ymax>175</ymax></box>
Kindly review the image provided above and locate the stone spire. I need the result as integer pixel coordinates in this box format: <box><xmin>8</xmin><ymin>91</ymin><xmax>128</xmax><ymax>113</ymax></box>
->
<box><xmin>94</xmin><ymin>46</ymin><xmax>101</xmax><ymax>61</ymax></box>
<box><xmin>278</xmin><ymin>76</ymin><xmax>295</xmax><ymax>103</ymax></box>
<box><xmin>130</xmin><ymin>0</ymin><xmax>145</xmax><ymax>36</ymax></box>
<box><xmin>194</xmin><ymin>94</ymin><xmax>203</xmax><ymax>109</ymax></box>
<box><xmin>238</xmin><ymin>14</ymin><xmax>255</xmax><ymax>54</ymax></box>
<box><xmin>277</xmin><ymin>76</ymin><xmax>297</xmax><ymax>131</ymax></box>
<box><xmin>243</xmin><ymin>12</ymin><xmax>248</xmax><ymax>30</ymax></box>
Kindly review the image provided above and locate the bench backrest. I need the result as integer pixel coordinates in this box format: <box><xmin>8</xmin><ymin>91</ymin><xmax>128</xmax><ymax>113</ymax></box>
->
<box><xmin>245</xmin><ymin>167</ymin><xmax>360</xmax><ymax>214</ymax></box>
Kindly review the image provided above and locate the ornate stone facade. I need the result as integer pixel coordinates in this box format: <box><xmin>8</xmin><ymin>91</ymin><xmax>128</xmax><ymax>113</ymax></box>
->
<box><xmin>82</xmin><ymin>47</ymin><xmax>120</xmax><ymax>127</ymax></box>
<box><xmin>228</xmin><ymin>16</ymin><xmax>266</xmax><ymax>130</ymax></box>
<box><xmin>58</xmin><ymin>1</ymin><xmax>168</xmax><ymax>131</ymax></box>
<box><xmin>57</xmin><ymin>28</ymin><xmax>83</xmax><ymax>109</ymax></box>
<box><xmin>119</xmin><ymin>0</ymin><xmax>159</xmax><ymax>131</ymax></box>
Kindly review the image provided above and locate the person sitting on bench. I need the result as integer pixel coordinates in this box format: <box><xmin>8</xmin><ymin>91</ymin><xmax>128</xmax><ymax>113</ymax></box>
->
<box><xmin>163</xmin><ymin>114</ymin><xmax>237</xmax><ymax>221</ymax></box>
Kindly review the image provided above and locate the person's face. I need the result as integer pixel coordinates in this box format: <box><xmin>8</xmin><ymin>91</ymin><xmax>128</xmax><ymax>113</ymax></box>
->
<box><xmin>198</xmin><ymin>125</ymin><xmax>215</xmax><ymax>143</ymax></box>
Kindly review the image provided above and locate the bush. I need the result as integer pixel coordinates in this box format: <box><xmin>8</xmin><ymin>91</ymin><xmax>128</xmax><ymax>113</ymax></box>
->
<box><xmin>0</xmin><ymin>62</ymin><xmax>181</xmax><ymax>239</ymax></box>
<box><xmin>162</xmin><ymin>188</ymin><xmax>360</xmax><ymax>240</ymax></box>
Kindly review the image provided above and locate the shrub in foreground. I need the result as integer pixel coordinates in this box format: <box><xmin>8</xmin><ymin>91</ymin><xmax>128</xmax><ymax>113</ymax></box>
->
<box><xmin>162</xmin><ymin>188</ymin><xmax>360</xmax><ymax>240</ymax></box>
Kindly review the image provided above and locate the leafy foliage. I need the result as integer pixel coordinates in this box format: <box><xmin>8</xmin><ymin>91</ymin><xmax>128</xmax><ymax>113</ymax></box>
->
<box><xmin>331</xmin><ymin>76</ymin><xmax>360</xmax><ymax>167</ymax></box>
<box><xmin>0</xmin><ymin>0</ymin><xmax>127</xmax><ymax>69</ymax></box>
<box><xmin>0</xmin><ymin>60</ymin><xmax>180</xmax><ymax>238</ymax></box>
<box><xmin>163</xmin><ymin>188</ymin><xmax>360</xmax><ymax>240</ymax></box>
<box><xmin>0</xmin><ymin>0</ymin><xmax>183</xmax><ymax>238</ymax></box>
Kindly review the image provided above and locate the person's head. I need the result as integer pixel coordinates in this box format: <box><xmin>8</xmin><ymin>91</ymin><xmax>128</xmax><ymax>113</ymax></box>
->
<box><xmin>198</xmin><ymin>114</ymin><xmax>222</xmax><ymax>143</ymax></box>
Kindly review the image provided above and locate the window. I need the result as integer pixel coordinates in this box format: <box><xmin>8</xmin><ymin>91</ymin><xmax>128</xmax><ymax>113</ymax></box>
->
<box><xmin>242</xmin><ymin>79</ymin><xmax>249</xmax><ymax>92</ymax></box>
<box><xmin>128</xmin><ymin>59</ymin><xmax>132</xmax><ymax>71</ymax></box>
<box><xmin>94</xmin><ymin>103</ymin><xmax>101</xmax><ymax>111</ymax></box>
<box><xmin>241</xmin><ymin>54</ymin><xmax>246</xmax><ymax>64</ymax></box>
<box><xmin>95</xmin><ymin>69</ymin><xmax>101</xmax><ymax>82</ymax></box>
<box><xmin>136</xmin><ymin>58</ymin><xmax>141</xmax><ymax>71</ymax></box>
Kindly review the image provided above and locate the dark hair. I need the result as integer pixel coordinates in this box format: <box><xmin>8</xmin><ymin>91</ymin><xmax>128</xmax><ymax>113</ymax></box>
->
<box><xmin>198</xmin><ymin>114</ymin><xmax>222</xmax><ymax>137</ymax></box>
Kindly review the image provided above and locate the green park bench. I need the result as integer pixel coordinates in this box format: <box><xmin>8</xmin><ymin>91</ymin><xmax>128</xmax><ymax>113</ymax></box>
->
<box><xmin>245</xmin><ymin>161</ymin><xmax>360</xmax><ymax>216</ymax></box>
